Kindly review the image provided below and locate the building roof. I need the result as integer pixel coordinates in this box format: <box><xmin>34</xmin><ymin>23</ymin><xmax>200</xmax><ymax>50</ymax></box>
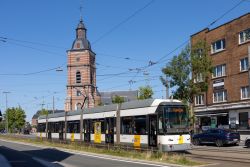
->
<box><xmin>191</xmin><ymin>12</ymin><xmax>250</xmax><ymax>37</ymax></box>
<box><xmin>32</xmin><ymin>109</ymin><xmax>64</xmax><ymax>119</ymax></box>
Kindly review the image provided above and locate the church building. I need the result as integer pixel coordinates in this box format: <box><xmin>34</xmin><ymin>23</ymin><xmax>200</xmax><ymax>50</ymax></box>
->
<box><xmin>65</xmin><ymin>18</ymin><xmax>100</xmax><ymax>111</ymax></box>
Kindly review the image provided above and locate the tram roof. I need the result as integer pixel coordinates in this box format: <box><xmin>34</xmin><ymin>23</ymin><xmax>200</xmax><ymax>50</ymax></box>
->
<box><xmin>38</xmin><ymin>98</ymin><xmax>182</xmax><ymax>120</ymax></box>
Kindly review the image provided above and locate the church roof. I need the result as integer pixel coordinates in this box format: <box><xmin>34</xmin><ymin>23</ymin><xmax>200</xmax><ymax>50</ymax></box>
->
<box><xmin>71</xmin><ymin>18</ymin><xmax>91</xmax><ymax>50</ymax></box>
<box><xmin>77</xmin><ymin>18</ymin><xmax>86</xmax><ymax>29</ymax></box>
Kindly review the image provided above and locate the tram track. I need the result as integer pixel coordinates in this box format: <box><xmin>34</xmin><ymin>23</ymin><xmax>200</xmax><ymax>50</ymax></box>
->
<box><xmin>191</xmin><ymin>146</ymin><xmax>250</xmax><ymax>154</ymax></box>
<box><xmin>184</xmin><ymin>145</ymin><xmax>250</xmax><ymax>164</ymax></box>
<box><xmin>185</xmin><ymin>153</ymin><xmax>250</xmax><ymax>164</ymax></box>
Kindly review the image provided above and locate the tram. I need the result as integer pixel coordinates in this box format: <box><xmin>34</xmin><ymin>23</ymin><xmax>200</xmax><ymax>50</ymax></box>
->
<box><xmin>37</xmin><ymin>99</ymin><xmax>191</xmax><ymax>151</ymax></box>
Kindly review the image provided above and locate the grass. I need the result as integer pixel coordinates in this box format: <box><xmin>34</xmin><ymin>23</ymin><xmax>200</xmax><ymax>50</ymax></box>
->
<box><xmin>0</xmin><ymin>134</ymin><xmax>203</xmax><ymax>166</ymax></box>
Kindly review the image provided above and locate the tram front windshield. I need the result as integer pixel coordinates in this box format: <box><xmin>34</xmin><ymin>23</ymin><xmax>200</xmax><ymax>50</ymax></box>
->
<box><xmin>158</xmin><ymin>105</ymin><xmax>189</xmax><ymax>134</ymax></box>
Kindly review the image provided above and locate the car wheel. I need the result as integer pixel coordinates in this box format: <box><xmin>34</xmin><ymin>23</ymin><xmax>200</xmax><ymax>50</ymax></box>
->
<box><xmin>215</xmin><ymin>139</ymin><xmax>223</xmax><ymax>147</ymax></box>
<box><xmin>246</xmin><ymin>141</ymin><xmax>250</xmax><ymax>148</ymax></box>
<box><xmin>233</xmin><ymin>143</ymin><xmax>239</xmax><ymax>146</ymax></box>
<box><xmin>193</xmin><ymin>139</ymin><xmax>200</xmax><ymax>146</ymax></box>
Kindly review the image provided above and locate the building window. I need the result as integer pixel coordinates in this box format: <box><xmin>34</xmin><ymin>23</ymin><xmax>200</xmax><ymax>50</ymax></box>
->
<box><xmin>195</xmin><ymin>94</ymin><xmax>204</xmax><ymax>106</ymax></box>
<box><xmin>76</xmin><ymin>90</ymin><xmax>81</xmax><ymax>96</ymax></box>
<box><xmin>76</xmin><ymin>57</ymin><xmax>80</xmax><ymax>62</ymax></box>
<box><xmin>211</xmin><ymin>39</ymin><xmax>225</xmax><ymax>54</ymax></box>
<box><xmin>76</xmin><ymin>71</ymin><xmax>81</xmax><ymax>83</ymax></box>
<box><xmin>239</xmin><ymin>112</ymin><xmax>249</xmax><ymax>129</ymax></box>
<box><xmin>194</xmin><ymin>73</ymin><xmax>203</xmax><ymax>83</ymax></box>
<box><xmin>76</xmin><ymin>103</ymin><xmax>82</xmax><ymax>110</ymax></box>
<box><xmin>213</xmin><ymin>90</ymin><xmax>227</xmax><ymax>103</ymax></box>
<box><xmin>239</xmin><ymin>28</ymin><xmax>250</xmax><ymax>44</ymax></box>
<box><xmin>240</xmin><ymin>57</ymin><xmax>248</xmax><ymax>72</ymax></box>
<box><xmin>212</xmin><ymin>64</ymin><xmax>226</xmax><ymax>78</ymax></box>
<box><xmin>241</xmin><ymin>86</ymin><xmax>250</xmax><ymax>99</ymax></box>
<box><xmin>76</xmin><ymin>42</ymin><xmax>81</xmax><ymax>49</ymax></box>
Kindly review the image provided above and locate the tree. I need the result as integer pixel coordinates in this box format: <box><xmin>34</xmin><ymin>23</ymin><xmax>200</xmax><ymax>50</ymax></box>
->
<box><xmin>6</xmin><ymin>107</ymin><xmax>26</xmax><ymax>133</ymax></box>
<box><xmin>138</xmin><ymin>86</ymin><xmax>154</xmax><ymax>100</ymax></box>
<box><xmin>161</xmin><ymin>41</ymin><xmax>212</xmax><ymax>127</ymax></box>
<box><xmin>0</xmin><ymin>121</ymin><xmax>5</xmax><ymax>132</ymax></box>
<box><xmin>112</xmin><ymin>95</ymin><xmax>125</xmax><ymax>104</ymax></box>
<box><xmin>39</xmin><ymin>108</ymin><xmax>49</xmax><ymax>116</ymax></box>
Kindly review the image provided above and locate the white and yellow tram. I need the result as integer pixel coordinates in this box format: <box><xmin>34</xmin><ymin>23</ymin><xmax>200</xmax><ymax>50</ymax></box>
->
<box><xmin>37</xmin><ymin>99</ymin><xmax>191</xmax><ymax>151</ymax></box>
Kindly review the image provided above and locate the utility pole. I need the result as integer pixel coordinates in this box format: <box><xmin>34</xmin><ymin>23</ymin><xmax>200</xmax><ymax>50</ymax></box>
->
<box><xmin>80</xmin><ymin>96</ymin><xmax>88</xmax><ymax>142</ymax></box>
<box><xmin>53</xmin><ymin>95</ymin><xmax>55</xmax><ymax>114</ymax></box>
<box><xmin>74</xmin><ymin>86</ymin><xmax>88</xmax><ymax>143</ymax></box>
<box><xmin>116</xmin><ymin>103</ymin><xmax>121</xmax><ymax>145</ymax></box>
<box><xmin>3</xmin><ymin>91</ymin><xmax>10</xmax><ymax>133</ymax></box>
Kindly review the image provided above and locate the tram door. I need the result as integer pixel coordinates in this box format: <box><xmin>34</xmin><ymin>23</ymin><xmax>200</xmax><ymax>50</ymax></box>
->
<box><xmin>83</xmin><ymin>120</ymin><xmax>91</xmax><ymax>142</ymax></box>
<box><xmin>148</xmin><ymin>115</ymin><xmax>157</xmax><ymax>147</ymax></box>
<box><xmin>105</xmin><ymin>118</ymin><xmax>114</xmax><ymax>144</ymax></box>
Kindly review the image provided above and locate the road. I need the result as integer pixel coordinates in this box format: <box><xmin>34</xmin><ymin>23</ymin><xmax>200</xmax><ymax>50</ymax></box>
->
<box><xmin>1</xmin><ymin>138</ymin><xmax>250</xmax><ymax>167</ymax></box>
<box><xmin>0</xmin><ymin>139</ymin><xmax>173</xmax><ymax>167</ymax></box>
<box><xmin>186</xmin><ymin>144</ymin><xmax>250</xmax><ymax>167</ymax></box>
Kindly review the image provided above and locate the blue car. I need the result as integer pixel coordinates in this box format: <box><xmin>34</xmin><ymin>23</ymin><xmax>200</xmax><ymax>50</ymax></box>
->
<box><xmin>192</xmin><ymin>128</ymin><xmax>240</xmax><ymax>147</ymax></box>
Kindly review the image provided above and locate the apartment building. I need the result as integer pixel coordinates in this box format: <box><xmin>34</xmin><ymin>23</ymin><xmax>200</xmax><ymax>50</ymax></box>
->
<box><xmin>191</xmin><ymin>13</ymin><xmax>250</xmax><ymax>135</ymax></box>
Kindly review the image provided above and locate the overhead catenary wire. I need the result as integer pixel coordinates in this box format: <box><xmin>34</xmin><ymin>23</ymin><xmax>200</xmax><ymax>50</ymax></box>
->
<box><xmin>1</xmin><ymin>0</ymin><xmax>247</xmax><ymax>111</ymax></box>
<box><xmin>92</xmin><ymin>0</ymin><xmax>155</xmax><ymax>45</ymax></box>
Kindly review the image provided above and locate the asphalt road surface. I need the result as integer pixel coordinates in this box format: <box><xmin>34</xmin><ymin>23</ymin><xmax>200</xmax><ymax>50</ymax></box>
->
<box><xmin>0</xmin><ymin>139</ymin><xmax>173</xmax><ymax>167</ymax></box>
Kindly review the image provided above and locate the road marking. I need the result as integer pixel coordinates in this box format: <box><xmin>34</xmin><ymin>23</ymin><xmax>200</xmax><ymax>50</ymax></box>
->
<box><xmin>33</xmin><ymin>157</ymin><xmax>76</xmax><ymax>167</ymax></box>
<box><xmin>57</xmin><ymin>149</ymin><xmax>172</xmax><ymax>167</ymax></box>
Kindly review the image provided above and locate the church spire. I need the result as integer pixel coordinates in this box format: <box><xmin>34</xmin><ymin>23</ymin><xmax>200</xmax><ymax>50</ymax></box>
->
<box><xmin>71</xmin><ymin>17</ymin><xmax>91</xmax><ymax>50</ymax></box>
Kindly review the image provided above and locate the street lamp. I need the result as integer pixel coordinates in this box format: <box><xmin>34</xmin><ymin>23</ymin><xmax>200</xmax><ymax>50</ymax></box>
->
<box><xmin>3</xmin><ymin>91</ymin><xmax>10</xmax><ymax>133</ymax></box>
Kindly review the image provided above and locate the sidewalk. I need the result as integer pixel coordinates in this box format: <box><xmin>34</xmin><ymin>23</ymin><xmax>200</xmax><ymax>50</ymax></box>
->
<box><xmin>0</xmin><ymin>154</ymin><xmax>11</xmax><ymax>167</ymax></box>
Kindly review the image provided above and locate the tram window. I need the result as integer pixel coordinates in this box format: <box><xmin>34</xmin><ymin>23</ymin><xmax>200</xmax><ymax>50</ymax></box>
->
<box><xmin>121</xmin><ymin>117</ymin><xmax>134</xmax><ymax>134</ymax></box>
<box><xmin>67</xmin><ymin>121</ymin><xmax>80</xmax><ymax>133</ymax></box>
<box><xmin>134</xmin><ymin>116</ymin><xmax>147</xmax><ymax>135</ymax></box>
<box><xmin>158</xmin><ymin>107</ymin><xmax>164</xmax><ymax>134</ymax></box>
<box><xmin>37</xmin><ymin>123</ymin><xmax>46</xmax><ymax>132</ymax></box>
<box><xmin>48</xmin><ymin>122</ymin><xmax>59</xmax><ymax>133</ymax></box>
<box><xmin>54</xmin><ymin>122</ymin><xmax>60</xmax><ymax>133</ymax></box>
<box><xmin>48</xmin><ymin>122</ymin><xmax>53</xmax><ymax>132</ymax></box>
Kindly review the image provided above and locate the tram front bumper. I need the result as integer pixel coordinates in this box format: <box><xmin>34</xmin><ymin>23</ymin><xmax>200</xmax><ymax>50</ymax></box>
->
<box><xmin>160</xmin><ymin>143</ymin><xmax>191</xmax><ymax>152</ymax></box>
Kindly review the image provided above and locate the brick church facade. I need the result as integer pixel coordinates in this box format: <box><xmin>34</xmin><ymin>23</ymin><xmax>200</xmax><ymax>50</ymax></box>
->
<box><xmin>65</xmin><ymin>18</ymin><xmax>100</xmax><ymax>111</ymax></box>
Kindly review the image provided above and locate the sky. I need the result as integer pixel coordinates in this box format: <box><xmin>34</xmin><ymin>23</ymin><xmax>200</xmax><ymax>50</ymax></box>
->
<box><xmin>0</xmin><ymin>0</ymin><xmax>249</xmax><ymax>121</ymax></box>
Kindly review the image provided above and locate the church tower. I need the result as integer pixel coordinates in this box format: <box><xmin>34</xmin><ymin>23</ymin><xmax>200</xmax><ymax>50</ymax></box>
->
<box><xmin>65</xmin><ymin>18</ymin><xmax>100</xmax><ymax>111</ymax></box>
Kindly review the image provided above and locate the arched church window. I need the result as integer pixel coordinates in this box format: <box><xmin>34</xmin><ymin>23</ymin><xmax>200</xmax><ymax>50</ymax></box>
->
<box><xmin>76</xmin><ymin>71</ymin><xmax>81</xmax><ymax>83</ymax></box>
<box><xmin>76</xmin><ymin>103</ymin><xmax>82</xmax><ymax>110</ymax></box>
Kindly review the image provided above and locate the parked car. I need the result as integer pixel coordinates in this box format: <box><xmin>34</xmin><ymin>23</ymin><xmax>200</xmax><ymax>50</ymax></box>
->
<box><xmin>192</xmin><ymin>128</ymin><xmax>240</xmax><ymax>147</ymax></box>
<box><xmin>245</xmin><ymin>138</ymin><xmax>250</xmax><ymax>148</ymax></box>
